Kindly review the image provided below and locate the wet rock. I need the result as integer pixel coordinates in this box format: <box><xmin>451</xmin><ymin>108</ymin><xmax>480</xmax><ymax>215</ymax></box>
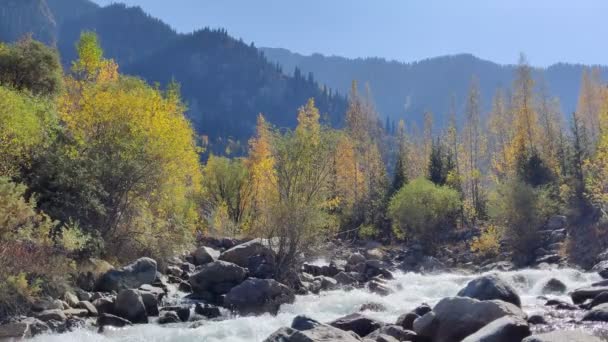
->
<box><xmin>582</xmin><ymin>303</ymin><xmax>608</xmax><ymax>322</ymax></box>
<box><xmin>479</xmin><ymin>261</ymin><xmax>515</xmax><ymax>273</ymax></box>
<box><xmin>158</xmin><ymin>311</ymin><xmax>181</xmax><ymax>324</ymax></box>
<box><xmin>396</xmin><ymin>312</ymin><xmax>419</xmax><ymax>330</ymax></box>
<box><xmin>535</xmin><ymin>254</ymin><xmax>562</xmax><ymax>264</ymax></box>
<box><xmin>63</xmin><ymin>308</ymin><xmax>89</xmax><ymax>318</ymax></box>
<box><xmin>96</xmin><ymin>257</ymin><xmax>157</xmax><ymax>292</ymax></box>
<box><xmin>97</xmin><ymin>313</ymin><xmax>132</xmax><ymax>330</ymax></box>
<box><xmin>413</xmin><ymin>303</ymin><xmax>432</xmax><ymax>316</ymax></box>
<box><xmin>166</xmin><ymin>265</ymin><xmax>183</xmax><ymax>277</ymax></box>
<box><xmin>366</xmin><ymin>248</ymin><xmax>385</xmax><ymax>260</ymax></box>
<box><xmin>316</xmin><ymin>275</ymin><xmax>338</xmax><ymax>290</ymax></box>
<box><xmin>592</xmin><ymin>260</ymin><xmax>608</xmax><ymax>279</ymax></box>
<box><xmin>195</xmin><ymin>303</ymin><xmax>221</xmax><ymax>319</ymax></box>
<box><xmin>161</xmin><ymin>305</ymin><xmax>190</xmax><ymax>322</ymax></box>
<box><xmin>584</xmin><ymin>291</ymin><xmax>608</xmax><ymax>309</ymax></box>
<box><xmin>461</xmin><ymin>316</ymin><xmax>530</xmax><ymax>342</ymax></box>
<box><xmin>416</xmin><ymin>256</ymin><xmax>445</xmax><ymax>273</ymax></box>
<box><xmin>192</xmin><ymin>246</ymin><xmax>219</xmax><ymax>265</ymax></box>
<box><xmin>527</xmin><ymin>314</ymin><xmax>546</xmax><ymax>325</ymax></box>
<box><xmin>329</xmin><ymin>313</ymin><xmax>383</xmax><ymax>337</ymax></box>
<box><xmin>545</xmin><ymin>298</ymin><xmax>577</xmax><ymax>310</ymax></box>
<box><xmin>367</xmin><ymin>279</ymin><xmax>392</xmax><ymax>296</ymax></box>
<box><xmin>31</xmin><ymin>297</ymin><xmax>64</xmax><ymax>312</ymax></box>
<box><xmin>76</xmin><ymin>301</ymin><xmax>98</xmax><ymax>316</ymax></box>
<box><xmin>0</xmin><ymin>318</ymin><xmax>49</xmax><ymax>339</ymax></box>
<box><xmin>224</xmin><ymin>278</ymin><xmax>295</xmax><ymax>315</ymax></box>
<box><xmin>541</xmin><ymin>278</ymin><xmax>567</xmax><ymax>294</ymax></box>
<box><xmin>360</xmin><ymin>302</ymin><xmax>387</xmax><ymax>312</ymax></box>
<box><xmin>304</xmin><ymin>263</ymin><xmax>340</xmax><ymax>277</ymax></box>
<box><xmin>114</xmin><ymin>289</ymin><xmax>148</xmax><ymax>324</ymax></box>
<box><xmin>335</xmin><ymin>271</ymin><xmax>359</xmax><ymax>286</ymax></box>
<box><xmin>35</xmin><ymin>309</ymin><xmax>67</xmax><ymax>322</ymax></box>
<box><xmin>265</xmin><ymin>325</ymin><xmax>360</xmax><ymax>342</ymax></box>
<box><xmin>178</xmin><ymin>281</ymin><xmax>192</xmax><ymax>293</ymax></box>
<box><xmin>365</xmin><ymin>325</ymin><xmax>417</xmax><ymax>341</ymax></box>
<box><xmin>522</xmin><ymin>330</ymin><xmax>603</xmax><ymax>342</ymax></box>
<box><xmin>457</xmin><ymin>274</ymin><xmax>521</xmax><ymax>307</ymax></box>
<box><xmin>413</xmin><ymin>297</ymin><xmax>525</xmax><ymax>342</ymax></box>
<box><xmin>571</xmin><ymin>285</ymin><xmax>608</xmax><ymax>304</ymax></box>
<box><xmin>93</xmin><ymin>297</ymin><xmax>115</xmax><ymax>315</ymax></box>
<box><xmin>189</xmin><ymin>260</ymin><xmax>247</xmax><ymax>295</ymax></box>
<box><xmin>348</xmin><ymin>253</ymin><xmax>366</xmax><ymax>265</ymax></box>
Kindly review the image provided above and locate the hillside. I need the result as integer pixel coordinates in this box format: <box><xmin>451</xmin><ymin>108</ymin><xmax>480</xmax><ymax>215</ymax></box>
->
<box><xmin>0</xmin><ymin>0</ymin><xmax>346</xmax><ymax>155</ymax></box>
<box><xmin>262</xmin><ymin>47</ymin><xmax>608</xmax><ymax>128</ymax></box>
<box><xmin>0</xmin><ymin>0</ymin><xmax>56</xmax><ymax>45</ymax></box>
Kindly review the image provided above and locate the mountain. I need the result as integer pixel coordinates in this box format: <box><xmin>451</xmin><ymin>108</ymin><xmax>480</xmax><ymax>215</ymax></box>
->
<box><xmin>0</xmin><ymin>0</ymin><xmax>56</xmax><ymax>45</ymax></box>
<box><xmin>57</xmin><ymin>4</ymin><xmax>177</xmax><ymax>67</ymax></box>
<box><xmin>125</xmin><ymin>29</ymin><xmax>345</xmax><ymax>144</ymax></box>
<box><xmin>262</xmin><ymin>48</ymin><xmax>608</xmax><ymax>128</ymax></box>
<box><xmin>0</xmin><ymin>0</ymin><xmax>346</xmax><ymax>155</ymax></box>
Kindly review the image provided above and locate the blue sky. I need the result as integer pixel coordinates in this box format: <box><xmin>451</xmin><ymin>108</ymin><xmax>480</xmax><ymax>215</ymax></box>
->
<box><xmin>92</xmin><ymin>0</ymin><xmax>607</xmax><ymax>67</ymax></box>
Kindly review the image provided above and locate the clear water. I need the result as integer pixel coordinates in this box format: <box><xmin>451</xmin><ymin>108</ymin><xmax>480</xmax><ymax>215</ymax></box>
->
<box><xmin>33</xmin><ymin>268</ymin><xmax>603</xmax><ymax>342</ymax></box>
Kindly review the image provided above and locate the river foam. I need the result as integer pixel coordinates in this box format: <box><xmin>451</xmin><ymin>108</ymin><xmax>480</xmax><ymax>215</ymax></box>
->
<box><xmin>33</xmin><ymin>267</ymin><xmax>601</xmax><ymax>342</ymax></box>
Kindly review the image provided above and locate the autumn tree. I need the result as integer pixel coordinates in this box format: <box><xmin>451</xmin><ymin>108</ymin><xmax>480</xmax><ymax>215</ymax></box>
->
<box><xmin>577</xmin><ymin>67</ymin><xmax>604</xmax><ymax>146</ymax></box>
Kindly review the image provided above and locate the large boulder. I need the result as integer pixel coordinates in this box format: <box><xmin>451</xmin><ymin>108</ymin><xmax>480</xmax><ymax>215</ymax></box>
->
<box><xmin>413</xmin><ymin>297</ymin><xmax>525</xmax><ymax>342</ymax></box>
<box><xmin>592</xmin><ymin>260</ymin><xmax>608</xmax><ymax>279</ymax></box>
<box><xmin>457</xmin><ymin>274</ymin><xmax>521</xmax><ymax>307</ymax></box>
<box><xmin>219</xmin><ymin>238</ymin><xmax>275</xmax><ymax>269</ymax></box>
<box><xmin>461</xmin><ymin>316</ymin><xmax>530</xmax><ymax>342</ymax></box>
<box><xmin>264</xmin><ymin>315</ymin><xmax>362</xmax><ymax>342</ymax></box>
<box><xmin>192</xmin><ymin>246</ymin><xmax>219</xmax><ymax>266</ymax></box>
<box><xmin>365</xmin><ymin>325</ymin><xmax>417</xmax><ymax>341</ymax></box>
<box><xmin>522</xmin><ymin>331</ymin><xmax>603</xmax><ymax>342</ymax></box>
<box><xmin>571</xmin><ymin>285</ymin><xmax>608</xmax><ymax>304</ymax></box>
<box><xmin>584</xmin><ymin>291</ymin><xmax>608</xmax><ymax>309</ymax></box>
<box><xmin>541</xmin><ymin>278</ymin><xmax>567</xmax><ymax>294</ymax></box>
<box><xmin>329</xmin><ymin>313</ymin><xmax>383</xmax><ymax>337</ymax></box>
<box><xmin>96</xmin><ymin>257</ymin><xmax>157</xmax><ymax>292</ymax></box>
<box><xmin>75</xmin><ymin>258</ymin><xmax>115</xmax><ymax>291</ymax></box>
<box><xmin>34</xmin><ymin>309</ymin><xmax>66</xmax><ymax>322</ymax></box>
<box><xmin>582</xmin><ymin>303</ymin><xmax>608</xmax><ymax>322</ymax></box>
<box><xmin>188</xmin><ymin>260</ymin><xmax>247</xmax><ymax>295</ymax></box>
<box><xmin>114</xmin><ymin>289</ymin><xmax>148</xmax><ymax>324</ymax></box>
<box><xmin>224</xmin><ymin>278</ymin><xmax>295</xmax><ymax>315</ymax></box>
<box><xmin>0</xmin><ymin>318</ymin><xmax>48</xmax><ymax>339</ymax></box>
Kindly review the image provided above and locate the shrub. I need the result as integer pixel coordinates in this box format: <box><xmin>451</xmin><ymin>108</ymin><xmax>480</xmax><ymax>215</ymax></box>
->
<box><xmin>0</xmin><ymin>177</ymin><xmax>87</xmax><ymax>319</ymax></box>
<box><xmin>470</xmin><ymin>225</ymin><xmax>502</xmax><ymax>259</ymax></box>
<box><xmin>388</xmin><ymin>178</ymin><xmax>461</xmax><ymax>250</ymax></box>
<box><xmin>488</xmin><ymin>179</ymin><xmax>558</xmax><ymax>265</ymax></box>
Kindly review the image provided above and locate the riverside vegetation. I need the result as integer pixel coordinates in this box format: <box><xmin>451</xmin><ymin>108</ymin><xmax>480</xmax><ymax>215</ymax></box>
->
<box><xmin>2</xmin><ymin>31</ymin><xmax>608</xmax><ymax>341</ymax></box>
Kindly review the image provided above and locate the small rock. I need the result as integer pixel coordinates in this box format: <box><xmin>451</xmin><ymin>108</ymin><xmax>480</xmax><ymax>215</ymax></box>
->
<box><xmin>347</xmin><ymin>253</ymin><xmax>366</xmax><ymax>265</ymax></box>
<box><xmin>63</xmin><ymin>309</ymin><xmax>89</xmax><ymax>318</ymax></box>
<box><xmin>329</xmin><ymin>313</ymin><xmax>383</xmax><ymax>337</ymax></box>
<box><xmin>114</xmin><ymin>289</ymin><xmax>148</xmax><ymax>324</ymax></box>
<box><xmin>541</xmin><ymin>278</ymin><xmax>567</xmax><ymax>294</ymax></box>
<box><xmin>195</xmin><ymin>303</ymin><xmax>221</xmax><ymax>319</ymax></box>
<box><xmin>158</xmin><ymin>311</ymin><xmax>181</xmax><ymax>324</ymax></box>
<box><xmin>76</xmin><ymin>301</ymin><xmax>98</xmax><ymax>316</ymax></box>
<box><xmin>35</xmin><ymin>309</ymin><xmax>67</xmax><ymax>322</ymax></box>
<box><xmin>367</xmin><ymin>279</ymin><xmax>392</xmax><ymax>296</ymax></box>
<box><xmin>360</xmin><ymin>302</ymin><xmax>387</xmax><ymax>312</ymax></box>
<box><xmin>395</xmin><ymin>312</ymin><xmax>419</xmax><ymax>330</ymax></box>
<box><xmin>527</xmin><ymin>314</ymin><xmax>546</xmax><ymax>325</ymax></box>
<box><xmin>457</xmin><ymin>274</ymin><xmax>521</xmax><ymax>307</ymax></box>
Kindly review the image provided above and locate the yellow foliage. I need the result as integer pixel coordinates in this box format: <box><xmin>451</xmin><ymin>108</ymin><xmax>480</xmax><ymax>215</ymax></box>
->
<box><xmin>470</xmin><ymin>225</ymin><xmax>502</xmax><ymax>258</ymax></box>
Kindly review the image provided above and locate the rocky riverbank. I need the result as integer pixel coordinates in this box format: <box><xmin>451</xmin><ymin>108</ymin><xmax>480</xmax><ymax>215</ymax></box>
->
<box><xmin>3</xmin><ymin>231</ymin><xmax>608</xmax><ymax>341</ymax></box>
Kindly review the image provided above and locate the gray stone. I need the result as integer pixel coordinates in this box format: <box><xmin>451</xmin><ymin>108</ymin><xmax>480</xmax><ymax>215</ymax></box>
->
<box><xmin>192</xmin><ymin>246</ymin><xmax>219</xmax><ymax>266</ymax></box>
<box><xmin>264</xmin><ymin>315</ymin><xmax>362</xmax><ymax>342</ymax></box>
<box><xmin>541</xmin><ymin>278</ymin><xmax>567</xmax><ymax>294</ymax></box>
<box><xmin>76</xmin><ymin>301</ymin><xmax>98</xmax><ymax>316</ymax></box>
<box><xmin>457</xmin><ymin>274</ymin><xmax>521</xmax><ymax>307</ymax></box>
<box><xmin>0</xmin><ymin>318</ymin><xmax>49</xmax><ymax>339</ymax></box>
<box><xmin>224</xmin><ymin>278</ymin><xmax>295</xmax><ymax>315</ymax></box>
<box><xmin>571</xmin><ymin>285</ymin><xmax>608</xmax><ymax>304</ymax></box>
<box><xmin>158</xmin><ymin>311</ymin><xmax>181</xmax><ymax>324</ymax></box>
<box><xmin>195</xmin><ymin>303</ymin><xmax>221</xmax><ymax>319</ymax></box>
<box><xmin>63</xmin><ymin>308</ymin><xmax>89</xmax><ymax>318</ymax></box>
<box><xmin>219</xmin><ymin>238</ymin><xmax>275</xmax><ymax>268</ymax></box>
<box><xmin>96</xmin><ymin>257</ymin><xmax>157</xmax><ymax>292</ymax></box>
<box><xmin>365</xmin><ymin>325</ymin><xmax>417</xmax><ymax>341</ymax></box>
<box><xmin>522</xmin><ymin>330</ymin><xmax>603</xmax><ymax>342</ymax></box>
<box><xmin>161</xmin><ymin>305</ymin><xmax>191</xmax><ymax>322</ymax></box>
<box><xmin>35</xmin><ymin>309</ymin><xmax>67</xmax><ymax>322</ymax></box>
<box><xmin>546</xmin><ymin>215</ymin><xmax>566</xmax><ymax>230</ymax></box>
<box><xmin>316</xmin><ymin>276</ymin><xmax>338</xmax><ymax>291</ymax></box>
<box><xmin>189</xmin><ymin>260</ymin><xmax>247</xmax><ymax>295</ymax></box>
<box><xmin>335</xmin><ymin>272</ymin><xmax>358</xmax><ymax>286</ymax></box>
<box><xmin>97</xmin><ymin>313</ymin><xmax>132</xmax><ymax>330</ymax></box>
<box><xmin>527</xmin><ymin>314</ymin><xmax>546</xmax><ymax>325</ymax></box>
<box><xmin>329</xmin><ymin>313</ymin><xmax>383</xmax><ymax>337</ymax></box>
<box><xmin>367</xmin><ymin>279</ymin><xmax>392</xmax><ymax>296</ymax></box>
<box><xmin>31</xmin><ymin>297</ymin><xmax>63</xmax><ymax>312</ymax></box>
<box><xmin>395</xmin><ymin>312</ymin><xmax>419</xmax><ymax>330</ymax></box>
<box><xmin>585</xmin><ymin>291</ymin><xmax>608</xmax><ymax>309</ymax></box>
<box><xmin>413</xmin><ymin>297</ymin><xmax>526</xmax><ymax>342</ymax></box>
<box><xmin>347</xmin><ymin>253</ymin><xmax>366</xmax><ymax>265</ymax></box>
<box><xmin>461</xmin><ymin>316</ymin><xmax>530</xmax><ymax>342</ymax></box>
<box><xmin>114</xmin><ymin>289</ymin><xmax>148</xmax><ymax>324</ymax></box>
<box><xmin>582</xmin><ymin>303</ymin><xmax>608</xmax><ymax>322</ymax></box>
<box><xmin>93</xmin><ymin>297</ymin><xmax>115</xmax><ymax>315</ymax></box>
<box><xmin>63</xmin><ymin>291</ymin><xmax>79</xmax><ymax>308</ymax></box>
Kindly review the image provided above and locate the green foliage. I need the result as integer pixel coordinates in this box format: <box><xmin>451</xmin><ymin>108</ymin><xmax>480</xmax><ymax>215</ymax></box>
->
<box><xmin>389</xmin><ymin>178</ymin><xmax>461</xmax><ymax>250</ymax></box>
<box><xmin>0</xmin><ymin>177</ymin><xmax>87</xmax><ymax>319</ymax></box>
<box><xmin>0</xmin><ymin>85</ymin><xmax>56</xmax><ymax>177</ymax></box>
<box><xmin>0</xmin><ymin>37</ymin><xmax>63</xmax><ymax>97</ymax></box>
<box><xmin>488</xmin><ymin>179</ymin><xmax>558</xmax><ymax>264</ymax></box>
<box><xmin>516</xmin><ymin>148</ymin><xmax>554</xmax><ymax>187</ymax></box>
<box><xmin>201</xmin><ymin>155</ymin><xmax>252</xmax><ymax>236</ymax></box>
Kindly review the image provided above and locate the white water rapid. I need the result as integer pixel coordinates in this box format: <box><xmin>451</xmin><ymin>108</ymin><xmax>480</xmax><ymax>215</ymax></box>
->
<box><xmin>33</xmin><ymin>268</ymin><xmax>602</xmax><ymax>342</ymax></box>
